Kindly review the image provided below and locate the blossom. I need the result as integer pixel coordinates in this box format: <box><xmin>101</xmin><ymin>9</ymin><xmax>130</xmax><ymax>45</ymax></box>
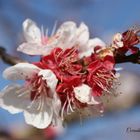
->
<box><xmin>56</xmin><ymin>21</ymin><xmax>106</xmax><ymax>57</ymax></box>
<box><xmin>56</xmin><ymin>76</ymin><xmax>101</xmax><ymax>119</ymax></box>
<box><xmin>112</xmin><ymin>29</ymin><xmax>140</xmax><ymax>54</ymax></box>
<box><xmin>56</xmin><ymin>76</ymin><xmax>84</xmax><ymax>119</ymax></box>
<box><xmin>121</xmin><ymin>29</ymin><xmax>140</xmax><ymax>54</ymax></box>
<box><xmin>0</xmin><ymin>19</ymin><xmax>126</xmax><ymax>129</ymax></box>
<box><xmin>17</xmin><ymin>19</ymin><xmax>105</xmax><ymax>58</ymax></box>
<box><xmin>17</xmin><ymin>19</ymin><xmax>58</xmax><ymax>55</ymax></box>
<box><xmin>0</xmin><ymin>63</ymin><xmax>61</xmax><ymax>129</ymax></box>
<box><xmin>38</xmin><ymin>47</ymin><xmax>83</xmax><ymax>82</ymax></box>
<box><xmin>87</xmin><ymin>55</ymin><xmax>116</xmax><ymax>96</ymax></box>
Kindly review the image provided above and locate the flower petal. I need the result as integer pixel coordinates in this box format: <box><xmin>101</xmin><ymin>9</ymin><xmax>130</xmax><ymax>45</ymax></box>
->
<box><xmin>23</xmin><ymin>19</ymin><xmax>41</xmax><ymax>43</ymax></box>
<box><xmin>52</xmin><ymin>94</ymin><xmax>61</xmax><ymax>116</ymax></box>
<box><xmin>52</xmin><ymin>94</ymin><xmax>62</xmax><ymax>126</ymax></box>
<box><xmin>3</xmin><ymin>63</ymin><xmax>40</xmax><ymax>80</ymax></box>
<box><xmin>0</xmin><ymin>84</ymin><xmax>30</xmax><ymax>114</ymax></box>
<box><xmin>76</xmin><ymin>22</ymin><xmax>89</xmax><ymax>47</ymax></box>
<box><xmin>88</xmin><ymin>38</ymin><xmax>106</xmax><ymax>49</ymax></box>
<box><xmin>113</xmin><ymin>33</ymin><xmax>123</xmax><ymax>48</ymax></box>
<box><xmin>38</xmin><ymin>70</ymin><xmax>58</xmax><ymax>90</ymax></box>
<box><xmin>17</xmin><ymin>43</ymin><xmax>52</xmax><ymax>55</ymax></box>
<box><xmin>79</xmin><ymin>49</ymin><xmax>94</xmax><ymax>58</ymax></box>
<box><xmin>74</xmin><ymin>84</ymin><xmax>100</xmax><ymax>105</ymax></box>
<box><xmin>56</xmin><ymin>21</ymin><xmax>77</xmax><ymax>49</ymax></box>
<box><xmin>24</xmin><ymin>99</ymin><xmax>53</xmax><ymax>129</ymax></box>
<box><xmin>79</xmin><ymin>38</ymin><xmax>106</xmax><ymax>58</ymax></box>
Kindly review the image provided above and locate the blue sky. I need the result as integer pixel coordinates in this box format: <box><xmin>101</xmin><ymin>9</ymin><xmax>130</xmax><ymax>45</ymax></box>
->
<box><xmin>0</xmin><ymin>0</ymin><xmax>140</xmax><ymax>135</ymax></box>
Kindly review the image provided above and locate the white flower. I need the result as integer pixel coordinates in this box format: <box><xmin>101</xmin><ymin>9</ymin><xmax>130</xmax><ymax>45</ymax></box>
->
<box><xmin>74</xmin><ymin>84</ymin><xmax>100</xmax><ymax>105</ymax></box>
<box><xmin>55</xmin><ymin>21</ymin><xmax>106</xmax><ymax>58</ymax></box>
<box><xmin>0</xmin><ymin>63</ymin><xmax>62</xmax><ymax>129</ymax></box>
<box><xmin>56</xmin><ymin>21</ymin><xmax>89</xmax><ymax>49</ymax></box>
<box><xmin>17</xmin><ymin>19</ymin><xmax>58</xmax><ymax>55</ymax></box>
<box><xmin>17</xmin><ymin>19</ymin><xmax>105</xmax><ymax>57</ymax></box>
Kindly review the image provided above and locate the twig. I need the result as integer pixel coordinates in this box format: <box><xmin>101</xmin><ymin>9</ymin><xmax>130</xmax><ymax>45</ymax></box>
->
<box><xmin>115</xmin><ymin>51</ymin><xmax>140</xmax><ymax>64</ymax></box>
<box><xmin>1</xmin><ymin>46</ymin><xmax>140</xmax><ymax>65</ymax></box>
<box><xmin>0</xmin><ymin>46</ymin><xmax>26</xmax><ymax>65</ymax></box>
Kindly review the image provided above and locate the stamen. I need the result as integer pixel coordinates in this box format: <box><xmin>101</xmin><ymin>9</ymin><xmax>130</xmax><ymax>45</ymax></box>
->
<box><xmin>37</xmin><ymin>94</ymin><xmax>45</xmax><ymax>111</ymax></box>
<box><xmin>69</xmin><ymin>99</ymin><xmax>74</xmax><ymax>112</ymax></box>
<box><xmin>27</xmin><ymin>99</ymin><xmax>36</xmax><ymax>109</ymax></box>
<box><xmin>16</xmin><ymin>87</ymin><xmax>29</xmax><ymax>96</ymax></box>
<box><xmin>61</xmin><ymin>99</ymin><xmax>67</xmax><ymax>121</ymax></box>
<box><xmin>66</xmin><ymin>97</ymin><xmax>70</xmax><ymax>114</ymax></box>
<box><xmin>17</xmin><ymin>90</ymin><xmax>29</xmax><ymax>97</ymax></box>
<box><xmin>51</xmin><ymin>21</ymin><xmax>57</xmax><ymax>36</ymax></box>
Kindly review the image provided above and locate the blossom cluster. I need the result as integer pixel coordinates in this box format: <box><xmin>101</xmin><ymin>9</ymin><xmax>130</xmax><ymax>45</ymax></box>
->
<box><xmin>0</xmin><ymin>19</ymin><xmax>139</xmax><ymax>129</ymax></box>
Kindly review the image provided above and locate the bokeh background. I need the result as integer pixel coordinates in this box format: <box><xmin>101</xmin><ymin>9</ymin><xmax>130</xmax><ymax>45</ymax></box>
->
<box><xmin>0</xmin><ymin>0</ymin><xmax>140</xmax><ymax>140</ymax></box>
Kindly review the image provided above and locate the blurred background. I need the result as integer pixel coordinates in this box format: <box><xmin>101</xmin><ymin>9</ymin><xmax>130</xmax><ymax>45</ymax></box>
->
<box><xmin>0</xmin><ymin>0</ymin><xmax>140</xmax><ymax>140</ymax></box>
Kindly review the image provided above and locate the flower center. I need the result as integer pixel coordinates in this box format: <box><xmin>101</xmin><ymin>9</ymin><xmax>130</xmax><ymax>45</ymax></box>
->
<box><xmin>41</xmin><ymin>35</ymin><xmax>59</xmax><ymax>45</ymax></box>
<box><xmin>55</xmin><ymin>48</ymin><xmax>81</xmax><ymax>75</ymax></box>
<box><xmin>41</xmin><ymin>36</ymin><xmax>48</xmax><ymax>45</ymax></box>
<box><xmin>26</xmin><ymin>74</ymin><xmax>50</xmax><ymax>101</ymax></box>
<box><xmin>93</xmin><ymin>69</ymin><xmax>117</xmax><ymax>93</ymax></box>
<box><xmin>59</xmin><ymin>89</ymin><xmax>87</xmax><ymax>120</ymax></box>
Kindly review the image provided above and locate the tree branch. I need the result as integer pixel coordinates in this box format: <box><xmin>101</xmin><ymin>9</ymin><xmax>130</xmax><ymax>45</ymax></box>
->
<box><xmin>115</xmin><ymin>51</ymin><xmax>140</xmax><ymax>64</ymax></box>
<box><xmin>1</xmin><ymin>46</ymin><xmax>140</xmax><ymax>65</ymax></box>
<box><xmin>0</xmin><ymin>46</ymin><xmax>26</xmax><ymax>65</ymax></box>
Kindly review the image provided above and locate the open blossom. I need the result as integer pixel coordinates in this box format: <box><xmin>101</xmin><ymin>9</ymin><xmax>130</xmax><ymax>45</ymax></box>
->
<box><xmin>17</xmin><ymin>19</ymin><xmax>58</xmax><ymax>55</ymax></box>
<box><xmin>0</xmin><ymin>63</ymin><xmax>61</xmax><ymax>129</ymax></box>
<box><xmin>0</xmin><ymin>19</ymin><xmax>130</xmax><ymax>129</ymax></box>
<box><xmin>87</xmin><ymin>55</ymin><xmax>116</xmax><ymax>96</ymax></box>
<box><xmin>38</xmin><ymin>47</ymin><xmax>83</xmax><ymax>82</ymax></box>
<box><xmin>56</xmin><ymin>76</ymin><xmax>84</xmax><ymax>119</ymax></box>
<box><xmin>56</xmin><ymin>76</ymin><xmax>100</xmax><ymax>119</ymax></box>
<box><xmin>17</xmin><ymin>19</ymin><xmax>105</xmax><ymax>57</ymax></box>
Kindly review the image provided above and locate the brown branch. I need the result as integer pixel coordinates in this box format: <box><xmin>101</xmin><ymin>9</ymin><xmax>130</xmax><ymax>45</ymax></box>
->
<box><xmin>115</xmin><ymin>51</ymin><xmax>140</xmax><ymax>64</ymax></box>
<box><xmin>1</xmin><ymin>46</ymin><xmax>140</xmax><ymax>65</ymax></box>
<box><xmin>0</xmin><ymin>46</ymin><xmax>26</xmax><ymax>65</ymax></box>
